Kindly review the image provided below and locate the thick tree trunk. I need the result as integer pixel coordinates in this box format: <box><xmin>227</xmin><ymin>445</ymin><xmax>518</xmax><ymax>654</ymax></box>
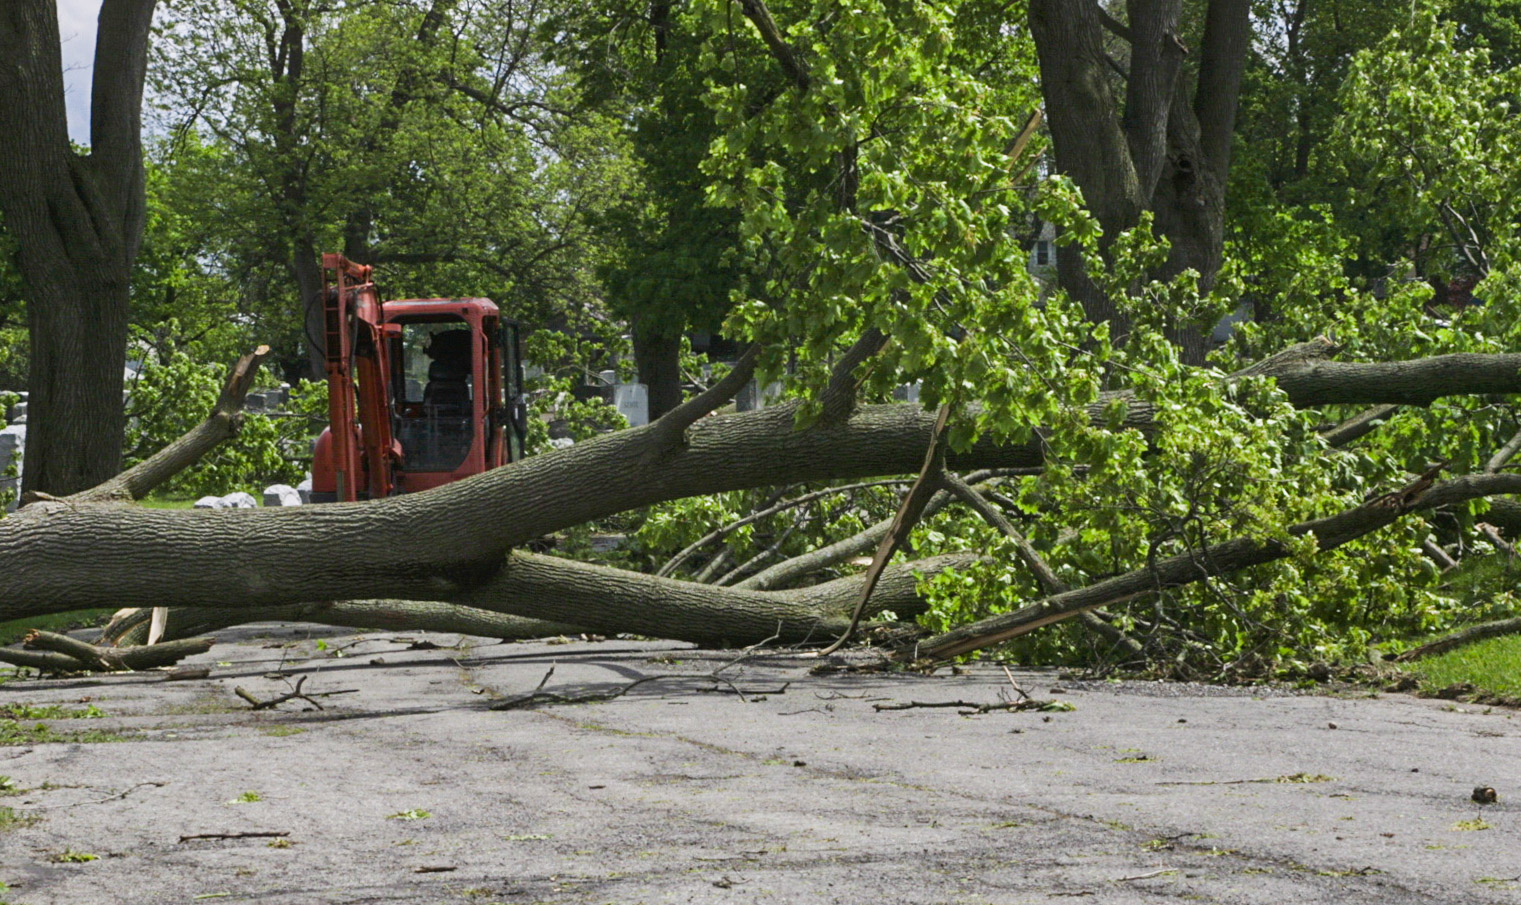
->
<box><xmin>1029</xmin><ymin>0</ymin><xmax>1249</xmax><ymax>364</ymax></box>
<box><xmin>0</xmin><ymin>0</ymin><xmax>155</xmax><ymax>495</ymax></box>
<box><xmin>633</xmin><ymin>321</ymin><xmax>684</xmax><ymax>421</ymax></box>
<box><xmin>21</xmin><ymin>271</ymin><xmax>131</xmax><ymax>495</ymax></box>
<box><xmin>6</xmin><ymin>347</ymin><xmax>1521</xmax><ymax>657</ymax></box>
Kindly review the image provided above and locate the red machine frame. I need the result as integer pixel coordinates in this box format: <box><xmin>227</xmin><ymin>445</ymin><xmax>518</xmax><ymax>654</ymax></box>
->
<box><xmin>310</xmin><ymin>253</ymin><xmax>524</xmax><ymax>502</ymax></box>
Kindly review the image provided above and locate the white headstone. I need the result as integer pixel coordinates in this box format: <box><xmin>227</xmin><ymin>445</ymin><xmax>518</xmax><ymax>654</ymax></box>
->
<box><xmin>193</xmin><ymin>496</ymin><xmax>221</xmax><ymax>509</ymax></box>
<box><xmin>218</xmin><ymin>491</ymin><xmax>258</xmax><ymax>509</ymax></box>
<box><xmin>0</xmin><ymin>423</ymin><xmax>24</xmax><ymax>512</ymax></box>
<box><xmin>615</xmin><ymin>382</ymin><xmax>649</xmax><ymax>427</ymax></box>
<box><xmin>296</xmin><ymin>476</ymin><xmax>313</xmax><ymax>505</ymax></box>
<box><xmin>263</xmin><ymin>484</ymin><xmax>302</xmax><ymax>506</ymax></box>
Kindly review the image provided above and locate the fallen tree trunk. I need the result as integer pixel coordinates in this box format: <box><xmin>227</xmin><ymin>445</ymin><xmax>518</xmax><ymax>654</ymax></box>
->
<box><xmin>7</xmin><ymin>345</ymin><xmax>1521</xmax><ymax>658</ymax></box>
<box><xmin>103</xmin><ymin>552</ymin><xmax>973</xmax><ymax>648</ymax></box>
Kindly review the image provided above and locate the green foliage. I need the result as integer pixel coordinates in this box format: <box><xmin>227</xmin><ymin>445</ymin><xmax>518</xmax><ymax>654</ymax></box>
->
<box><xmin>387</xmin><ymin>808</ymin><xmax>432</xmax><ymax>821</ymax></box>
<box><xmin>122</xmin><ymin>333</ymin><xmax>317</xmax><ymax>496</ymax></box>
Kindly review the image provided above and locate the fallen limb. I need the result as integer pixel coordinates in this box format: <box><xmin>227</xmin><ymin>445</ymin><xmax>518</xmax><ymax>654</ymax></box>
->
<box><xmin>916</xmin><ymin>468</ymin><xmax>1519</xmax><ymax>661</ymax></box>
<box><xmin>178</xmin><ymin>831</ymin><xmax>290</xmax><ymax>843</ymax></box>
<box><xmin>101</xmin><ymin>600</ymin><xmax>586</xmax><ymax>647</ymax></box>
<box><xmin>1395</xmin><ymin>616</ymin><xmax>1521</xmax><ymax>662</ymax></box>
<box><xmin>0</xmin><ymin>631</ymin><xmax>215</xmax><ymax>673</ymax></box>
<box><xmin>822</xmin><ymin>403</ymin><xmax>953</xmax><ymax>654</ymax></box>
<box><xmin>233</xmin><ymin>676</ymin><xmax>358</xmax><ymax>710</ymax></box>
<box><xmin>65</xmin><ymin>346</ymin><xmax>273</xmax><ymax>505</ymax></box>
<box><xmin>492</xmin><ymin>631</ymin><xmax>779</xmax><ymax>709</ymax></box>
<box><xmin>871</xmin><ymin>699</ymin><xmax>1070</xmax><ymax>714</ymax></box>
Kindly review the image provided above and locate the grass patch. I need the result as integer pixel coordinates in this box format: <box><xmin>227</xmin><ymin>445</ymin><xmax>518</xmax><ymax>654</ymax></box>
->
<box><xmin>387</xmin><ymin>809</ymin><xmax>431</xmax><ymax>821</ymax></box>
<box><xmin>137</xmin><ymin>494</ymin><xmax>199</xmax><ymax>509</ymax></box>
<box><xmin>1410</xmin><ymin>634</ymin><xmax>1521</xmax><ymax>699</ymax></box>
<box><xmin>0</xmin><ymin>609</ymin><xmax>116</xmax><ymax>647</ymax></box>
<box><xmin>259</xmin><ymin>725</ymin><xmax>306</xmax><ymax>737</ymax></box>
<box><xmin>0</xmin><ymin>703</ymin><xmax>103</xmax><ymax>720</ymax></box>
<box><xmin>0</xmin><ymin>719</ymin><xmax>128</xmax><ymax>746</ymax></box>
<box><xmin>0</xmin><ymin>805</ymin><xmax>38</xmax><ymax>831</ymax></box>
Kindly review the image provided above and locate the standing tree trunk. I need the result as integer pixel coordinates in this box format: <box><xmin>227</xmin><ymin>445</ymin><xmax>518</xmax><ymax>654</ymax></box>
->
<box><xmin>0</xmin><ymin>0</ymin><xmax>157</xmax><ymax>495</ymax></box>
<box><xmin>634</xmin><ymin>321</ymin><xmax>685</xmax><ymax>421</ymax></box>
<box><xmin>1030</xmin><ymin>0</ymin><xmax>1249</xmax><ymax>364</ymax></box>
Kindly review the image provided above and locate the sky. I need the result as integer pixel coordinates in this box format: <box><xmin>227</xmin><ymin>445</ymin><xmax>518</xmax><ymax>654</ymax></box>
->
<box><xmin>56</xmin><ymin>0</ymin><xmax>104</xmax><ymax>144</ymax></box>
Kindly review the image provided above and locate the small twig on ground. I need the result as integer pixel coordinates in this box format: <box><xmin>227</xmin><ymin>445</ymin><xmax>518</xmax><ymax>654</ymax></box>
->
<box><xmin>23</xmin><ymin>781</ymin><xmax>167</xmax><ymax>811</ymax></box>
<box><xmin>494</xmin><ymin>631</ymin><xmax>784</xmax><ymax>711</ymax></box>
<box><xmin>872</xmin><ymin>698</ymin><xmax>1068</xmax><ymax>715</ymax></box>
<box><xmin>178</xmin><ymin>831</ymin><xmax>290</xmax><ymax>843</ymax></box>
<box><xmin>1001</xmin><ymin>665</ymin><xmax>1030</xmax><ymax>701</ymax></box>
<box><xmin>1116</xmin><ymin>868</ymin><xmax>1178</xmax><ymax>882</ymax></box>
<box><xmin>233</xmin><ymin>676</ymin><xmax>358</xmax><ymax>711</ymax></box>
<box><xmin>699</xmin><ymin>682</ymin><xmax>790</xmax><ymax>695</ymax></box>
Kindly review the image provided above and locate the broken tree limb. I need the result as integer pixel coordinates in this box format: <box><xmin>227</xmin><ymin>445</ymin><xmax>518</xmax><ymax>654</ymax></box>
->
<box><xmin>1</xmin><ymin>631</ymin><xmax>215</xmax><ymax>672</ymax></box>
<box><xmin>100</xmin><ymin>600</ymin><xmax>588</xmax><ymax>647</ymax></box>
<box><xmin>449</xmin><ymin>551</ymin><xmax>974</xmax><ymax>646</ymax></box>
<box><xmin>114</xmin><ymin>551</ymin><xmax>978</xmax><ymax>649</ymax></box>
<box><xmin>915</xmin><ymin>469</ymin><xmax>1521</xmax><ymax>661</ymax></box>
<box><xmin>821</xmin><ymin>404</ymin><xmax>953</xmax><ymax>654</ymax></box>
<box><xmin>1488</xmin><ymin>426</ymin><xmax>1521</xmax><ymax>473</ymax></box>
<box><xmin>63</xmin><ymin>345</ymin><xmax>273</xmax><ymax>505</ymax></box>
<box><xmin>818</xmin><ymin>328</ymin><xmax>892</xmax><ymax>426</ymax></box>
<box><xmin>1395</xmin><ymin>616</ymin><xmax>1521</xmax><ymax>662</ymax></box>
<box><xmin>939</xmin><ymin>472</ymin><xmax>1144</xmax><ymax>659</ymax></box>
<box><xmin>1320</xmin><ymin>404</ymin><xmax>1400</xmax><ymax>448</ymax></box>
<box><xmin>656</xmin><ymin>479</ymin><xmax>911</xmax><ymax>578</ymax></box>
<box><xmin>733</xmin><ymin>469</ymin><xmax>1015</xmax><ymax>590</ymax></box>
<box><xmin>641</xmin><ymin>342</ymin><xmax>763</xmax><ymax>463</ymax></box>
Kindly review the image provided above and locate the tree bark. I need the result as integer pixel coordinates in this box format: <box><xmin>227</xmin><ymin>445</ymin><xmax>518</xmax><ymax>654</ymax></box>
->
<box><xmin>5</xmin><ymin>348</ymin><xmax>1521</xmax><ymax>625</ymax></box>
<box><xmin>633</xmin><ymin>320</ymin><xmax>685</xmax><ymax>421</ymax></box>
<box><xmin>0</xmin><ymin>0</ymin><xmax>157</xmax><ymax>495</ymax></box>
<box><xmin>1029</xmin><ymin>0</ymin><xmax>1251</xmax><ymax>363</ymax></box>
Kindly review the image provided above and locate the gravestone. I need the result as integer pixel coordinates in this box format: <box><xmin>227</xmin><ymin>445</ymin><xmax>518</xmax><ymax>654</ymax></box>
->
<box><xmin>614</xmin><ymin>382</ymin><xmax>649</xmax><ymax>427</ymax></box>
<box><xmin>0</xmin><ymin>424</ymin><xmax>24</xmax><ymax>512</ymax></box>
<box><xmin>263</xmin><ymin>484</ymin><xmax>302</xmax><ymax>506</ymax></box>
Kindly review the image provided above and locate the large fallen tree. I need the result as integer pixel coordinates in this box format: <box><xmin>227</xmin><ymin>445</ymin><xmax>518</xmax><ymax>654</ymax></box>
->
<box><xmin>5</xmin><ymin>337</ymin><xmax>1521</xmax><ymax>667</ymax></box>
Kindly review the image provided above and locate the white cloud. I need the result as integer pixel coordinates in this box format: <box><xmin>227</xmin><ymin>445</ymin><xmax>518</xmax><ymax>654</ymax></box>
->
<box><xmin>56</xmin><ymin>0</ymin><xmax>103</xmax><ymax>144</ymax></box>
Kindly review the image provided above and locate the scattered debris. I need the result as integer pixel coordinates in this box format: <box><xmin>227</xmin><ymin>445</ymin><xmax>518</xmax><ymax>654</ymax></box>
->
<box><xmin>873</xmin><ymin>698</ymin><xmax>1074</xmax><ymax>715</ymax></box>
<box><xmin>233</xmin><ymin>676</ymin><xmax>358</xmax><ymax>711</ymax></box>
<box><xmin>178</xmin><ymin>831</ymin><xmax>290</xmax><ymax>843</ymax></box>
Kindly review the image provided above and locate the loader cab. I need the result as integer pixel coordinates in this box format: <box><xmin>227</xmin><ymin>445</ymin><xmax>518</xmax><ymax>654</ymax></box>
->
<box><xmin>383</xmin><ymin>300</ymin><xmax>526</xmax><ymax>495</ymax></box>
<box><xmin>310</xmin><ymin>296</ymin><xmax>526</xmax><ymax>502</ymax></box>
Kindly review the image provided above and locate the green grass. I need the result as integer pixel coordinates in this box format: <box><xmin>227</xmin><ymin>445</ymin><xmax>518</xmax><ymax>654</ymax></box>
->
<box><xmin>0</xmin><ymin>610</ymin><xmax>116</xmax><ymax>648</ymax></box>
<box><xmin>0</xmin><ymin>719</ymin><xmax>128</xmax><ymax>746</ymax></box>
<box><xmin>0</xmin><ymin>806</ymin><xmax>38</xmax><ymax>831</ymax></box>
<box><xmin>1410</xmin><ymin>634</ymin><xmax>1521</xmax><ymax>699</ymax></box>
<box><xmin>136</xmin><ymin>494</ymin><xmax>199</xmax><ymax>510</ymax></box>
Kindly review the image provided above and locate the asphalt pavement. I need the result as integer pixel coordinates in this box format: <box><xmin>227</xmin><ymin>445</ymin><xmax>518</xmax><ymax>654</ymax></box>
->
<box><xmin>1</xmin><ymin>629</ymin><xmax>1517</xmax><ymax>904</ymax></box>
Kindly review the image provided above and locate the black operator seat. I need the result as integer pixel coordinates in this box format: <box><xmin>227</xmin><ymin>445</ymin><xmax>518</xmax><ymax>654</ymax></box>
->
<box><xmin>423</xmin><ymin>329</ymin><xmax>472</xmax><ymax>413</ymax></box>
